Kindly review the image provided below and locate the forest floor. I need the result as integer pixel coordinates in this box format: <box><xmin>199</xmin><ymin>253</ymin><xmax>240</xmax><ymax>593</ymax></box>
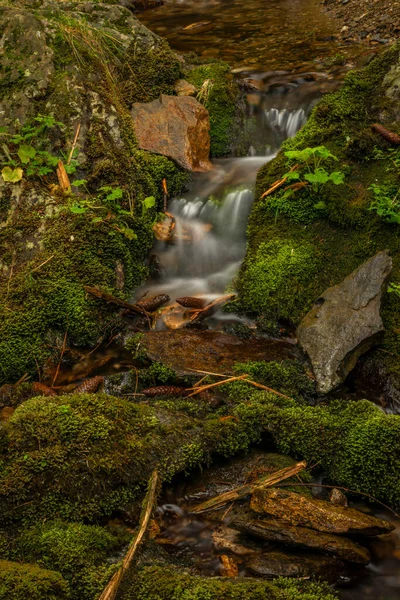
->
<box><xmin>325</xmin><ymin>0</ymin><xmax>400</xmax><ymax>44</ymax></box>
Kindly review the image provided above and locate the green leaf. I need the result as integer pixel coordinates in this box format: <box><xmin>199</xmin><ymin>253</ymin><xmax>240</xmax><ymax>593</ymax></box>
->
<box><xmin>91</xmin><ymin>217</ymin><xmax>103</xmax><ymax>223</ymax></box>
<box><xmin>1</xmin><ymin>166</ymin><xmax>23</xmax><ymax>182</ymax></box>
<box><xmin>282</xmin><ymin>171</ymin><xmax>300</xmax><ymax>181</ymax></box>
<box><xmin>329</xmin><ymin>171</ymin><xmax>345</xmax><ymax>185</ymax></box>
<box><xmin>69</xmin><ymin>203</ymin><xmax>87</xmax><ymax>214</ymax></box>
<box><xmin>312</xmin><ymin>146</ymin><xmax>338</xmax><ymax>161</ymax></box>
<box><xmin>0</xmin><ymin>126</ymin><xmax>8</xmax><ymax>134</ymax></box>
<box><xmin>64</xmin><ymin>164</ymin><xmax>77</xmax><ymax>174</ymax></box>
<box><xmin>143</xmin><ymin>196</ymin><xmax>156</xmax><ymax>210</ymax></box>
<box><xmin>314</xmin><ymin>201</ymin><xmax>326</xmax><ymax>210</ymax></box>
<box><xmin>72</xmin><ymin>179</ymin><xmax>88</xmax><ymax>187</ymax></box>
<box><xmin>17</xmin><ymin>144</ymin><xmax>36</xmax><ymax>164</ymax></box>
<box><xmin>304</xmin><ymin>168</ymin><xmax>330</xmax><ymax>185</ymax></box>
<box><xmin>106</xmin><ymin>188</ymin><xmax>123</xmax><ymax>201</ymax></box>
<box><xmin>284</xmin><ymin>148</ymin><xmax>314</xmax><ymax>162</ymax></box>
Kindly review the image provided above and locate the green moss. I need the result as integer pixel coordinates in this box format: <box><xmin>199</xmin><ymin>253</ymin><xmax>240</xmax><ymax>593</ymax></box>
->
<box><xmin>238</xmin><ymin>42</ymin><xmax>400</xmax><ymax>372</ymax></box>
<box><xmin>185</xmin><ymin>62</ymin><xmax>239</xmax><ymax>157</ymax></box>
<box><xmin>231</xmin><ymin>360</ymin><xmax>316</xmax><ymax>400</ymax></box>
<box><xmin>124</xmin><ymin>566</ymin><xmax>338</xmax><ymax>600</ymax></box>
<box><xmin>0</xmin><ymin>560</ymin><xmax>69</xmax><ymax>600</ymax></box>
<box><xmin>13</xmin><ymin>521</ymin><xmax>128</xmax><ymax>600</ymax></box>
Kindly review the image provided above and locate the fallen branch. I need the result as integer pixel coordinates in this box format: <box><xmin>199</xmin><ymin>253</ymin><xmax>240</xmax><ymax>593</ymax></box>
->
<box><xmin>84</xmin><ymin>286</ymin><xmax>147</xmax><ymax>316</ymax></box>
<box><xmin>190</xmin><ymin>461</ymin><xmax>307</xmax><ymax>514</ymax></box>
<box><xmin>260</xmin><ymin>164</ymin><xmax>299</xmax><ymax>199</ymax></box>
<box><xmin>371</xmin><ymin>123</ymin><xmax>400</xmax><ymax>145</ymax></box>
<box><xmin>188</xmin><ymin>294</ymin><xmax>236</xmax><ymax>323</ymax></box>
<box><xmin>98</xmin><ymin>470</ymin><xmax>159</xmax><ymax>600</ymax></box>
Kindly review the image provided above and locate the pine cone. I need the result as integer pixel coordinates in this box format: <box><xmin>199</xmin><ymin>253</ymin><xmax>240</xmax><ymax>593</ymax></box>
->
<box><xmin>176</xmin><ymin>296</ymin><xmax>207</xmax><ymax>309</ymax></box>
<box><xmin>74</xmin><ymin>375</ymin><xmax>104</xmax><ymax>394</ymax></box>
<box><xmin>142</xmin><ymin>386</ymin><xmax>187</xmax><ymax>397</ymax></box>
<box><xmin>138</xmin><ymin>294</ymin><xmax>170</xmax><ymax>312</ymax></box>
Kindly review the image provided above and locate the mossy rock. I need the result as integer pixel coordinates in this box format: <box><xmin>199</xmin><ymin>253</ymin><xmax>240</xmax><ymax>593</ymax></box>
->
<box><xmin>0</xmin><ymin>560</ymin><xmax>69</xmax><ymax>600</ymax></box>
<box><xmin>1</xmin><ymin>386</ymin><xmax>400</xmax><ymax>524</ymax></box>
<box><xmin>185</xmin><ymin>62</ymin><xmax>240</xmax><ymax>157</ymax></box>
<box><xmin>237</xmin><ymin>42</ymin><xmax>400</xmax><ymax>369</ymax></box>
<box><xmin>0</xmin><ymin>1</ymin><xmax>190</xmax><ymax>384</ymax></box>
<box><xmin>9</xmin><ymin>521</ymin><xmax>129</xmax><ymax>600</ymax></box>
<box><xmin>123</xmin><ymin>566</ymin><xmax>338</xmax><ymax>600</ymax></box>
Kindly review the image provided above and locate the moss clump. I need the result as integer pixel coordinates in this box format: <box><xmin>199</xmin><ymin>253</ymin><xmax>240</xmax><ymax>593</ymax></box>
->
<box><xmin>231</xmin><ymin>360</ymin><xmax>316</xmax><ymax>400</ymax></box>
<box><xmin>185</xmin><ymin>62</ymin><xmax>239</xmax><ymax>157</ymax></box>
<box><xmin>238</xmin><ymin>42</ymin><xmax>400</xmax><ymax>372</ymax></box>
<box><xmin>124</xmin><ymin>566</ymin><xmax>338</xmax><ymax>600</ymax></box>
<box><xmin>0</xmin><ymin>560</ymin><xmax>69</xmax><ymax>600</ymax></box>
<box><xmin>12</xmin><ymin>521</ymin><xmax>128</xmax><ymax>600</ymax></box>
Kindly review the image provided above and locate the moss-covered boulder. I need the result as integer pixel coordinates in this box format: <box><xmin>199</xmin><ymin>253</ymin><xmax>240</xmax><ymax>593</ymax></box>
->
<box><xmin>0</xmin><ymin>560</ymin><xmax>69</xmax><ymax>600</ymax></box>
<box><xmin>123</xmin><ymin>566</ymin><xmax>338</xmax><ymax>600</ymax></box>
<box><xmin>237</xmin><ymin>42</ymin><xmax>400</xmax><ymax>375</ymax></box>
<box><xmin>0</xmin><ymin>0</ymin><xmax>192</xmax><ymax>384</ymax></box>
<box><xmin>1</xmin><ymin>385</ymin><xmax>400</xmax><ymax>524</ymax></box>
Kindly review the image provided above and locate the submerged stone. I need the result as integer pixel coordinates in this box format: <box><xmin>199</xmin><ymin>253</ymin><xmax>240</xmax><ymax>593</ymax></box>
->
<box><xmin>246</xmin><ymin>551</ymin><xmax>343</xmax><ymax>580</ymax></box>
<box><xmin>297</xmin><ymin>251</ymin><xmax>392</xmax><ymax>393</ymax></box>
<box><xmin>131</xmin><ymin>95</ymin><xmax>212</xmax><ymax>171</ymax></box>
<box><xmin>250</xmin><ymin>488</ymin><xmax>395</xmax><ymax>535</ymax></box>
<box><xmin>141</xmin><ymin>330</ymin><xmax>298</xmax><ymax>375</ymax></box>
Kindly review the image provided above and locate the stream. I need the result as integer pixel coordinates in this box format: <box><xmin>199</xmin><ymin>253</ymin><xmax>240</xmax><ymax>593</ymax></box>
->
<box><xmin>132</xmin><ymin>1</ymin><xmax>400</xmax><ymax>597</ymax></box>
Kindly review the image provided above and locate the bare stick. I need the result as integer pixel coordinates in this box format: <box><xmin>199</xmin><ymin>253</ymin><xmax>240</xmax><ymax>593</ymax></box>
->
<box><xmin>260</xmin><ymin>164</ymin><xmax>299</xmax><ymax>199</ymax></box>
<box><xmin>186</xmin><ymin>374</ymin><xmax>250</xmax><ymax>398</ymax></box>
<box><xmin>68</xmin><ymin>123</ymin><xmax>81</xmax><ymax>165</ymax></box>
<box><xmin>191</xmin><ymin>461</ymin><xmax>307</xmax><ymax>514</ymax></box>
<box><xmin>98</xmin><ymin>470</ymin><xmax>159</xmax><ymax>600</ymax></box>
<box><xmin>31</xmin><ymin>254</ymin><xmax>55</xmax><ymax>273</ymax></box>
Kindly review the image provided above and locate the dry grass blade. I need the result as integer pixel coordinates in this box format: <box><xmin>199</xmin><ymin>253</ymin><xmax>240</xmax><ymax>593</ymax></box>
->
<box><xmin>68</xmin><ymin>123</ymin><xmax>81</xmax><ymax>165</ymax></box>
<box><xmin>188</xmin><ymin>369</ymin><xmax>291</xmax><ymax>400</ymax></box>
<box><xmin>186</xmin><ymin>374</ymin><xmax>250</xmax><ymax>398</ymax></box>
<box><xmin>241</xmin><ymin>378</ymin><xmax>291</xmax><ymax>399</ymax></box>
<box><xmin>260</xmin><ymin>164</ymin><xmax>299</xmax><ymax>198</ymax></box>
<box><xmin>191</xmin><ymin>461</ymin><xmax>307</xmax><ymax>514</ymax></box>
<box><xmin>98</xmin><ymin>470</ymin><xmax>159</xmax><ymax>600</ymax></box>
<box><xmin>52</xmin><ymin>331</ymin><xmax>68</xmax><ymax>387</ymax></box>
<box><xmin>56</xmin><ymin>160</ymin><xmax>71</xmax><ymax>192</ymax></box>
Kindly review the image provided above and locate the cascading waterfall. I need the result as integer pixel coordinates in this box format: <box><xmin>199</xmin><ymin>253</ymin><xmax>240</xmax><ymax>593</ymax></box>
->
<box><xmin>136</xmin><ymin>84</ymin><xmax>321</xmax><ymax>325</ymax></box>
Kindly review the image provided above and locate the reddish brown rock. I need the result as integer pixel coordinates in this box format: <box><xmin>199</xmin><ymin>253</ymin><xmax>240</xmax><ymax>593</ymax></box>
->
<box><xmin>131</xmin><ymin>95</ymin><xmax>212</xmax><ymax>171</ymax></box>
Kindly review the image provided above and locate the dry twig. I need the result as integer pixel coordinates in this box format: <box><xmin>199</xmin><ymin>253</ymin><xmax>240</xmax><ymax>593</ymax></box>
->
<box><xmin>191</xmin><ymin>461</ymin><xmax>307</xmax><ymax>514</ymax></box>
<box><xmin>98</xmin><ymin>470</ymin><xmax>159</xmax><ymax>600</ymax></box>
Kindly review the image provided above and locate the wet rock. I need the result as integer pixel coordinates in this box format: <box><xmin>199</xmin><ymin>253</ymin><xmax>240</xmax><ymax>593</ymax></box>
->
<box><xmin>174</xmin><ymin>79</ymin><xmax>197</xmax><ymax>96</ymax></box>
<box><xmin>250</xmin><ymin>488</ymin><xmax>395</xmax><ymax>536</ymax></box>
<box><xmin>246</xmin><ymin>551</ymin><xmax>343</xmax><ymax>580</ymax></box>
<box><xmin>330</xmin><ymin>488</ymin><xmax>348</xmax><ymax>507</ymax></box>
<box><xmin>141</xmin><ymin>330</ymin><xmax>298</xmax><ymax>376</ymax></box>
<box><xmin>131</xmin><ymin>95</ymin><xmax>212</xmax><ymax>171</ymax></box>
<box><xmin>241</xmin><ymin>519</ymin><xmax>370</xmax><ymax>564</ymax></box>
<box><xmin>213</xmin><ymin>526</ymin><xmax>257</xmax><ymax>556</ymax></box>
<box><xmin>297</xmin><ymin>251</ymin><xmax>392</xmax><ymax>393</ymax></box>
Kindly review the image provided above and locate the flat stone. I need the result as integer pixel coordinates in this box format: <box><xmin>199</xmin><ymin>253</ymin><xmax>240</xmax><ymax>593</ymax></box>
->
<box><xmin>131</xmin><ymin>95</ymin><xmax>212</xmax><ymax>171</ymax></box>
<box><xmin>297</xmin><ymin>251</ymin><xmax>392</xmax><ymax>393</ymax></box>
<box><xmin>250</xmin><ymin>488</ymin><xmax>395</xmax><ymax>536</ymax></box>
<box><xmin>241</xmin><ymin>519</ymin><xmax>370</xmax><ymax>564</ymax></box>
<box><xmin>212</xmin><ymin>526</ymin><xmax>257</xmax><ymax>556</ymax></box>
<box><xmin>141</xmin><ymin>330</ymin><xmax>298</xmax><ymax>376</ymax></box>
<box><xmin>246</xmin><ymin>551</ymin><xmax>343</xmax><ymax>580</ymax></box>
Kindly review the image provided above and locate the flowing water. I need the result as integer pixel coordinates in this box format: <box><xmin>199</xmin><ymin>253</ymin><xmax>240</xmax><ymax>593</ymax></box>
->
<box><xmin>135</xmin><ymin>83</ymin><xmax>319</xmax><ymax>323</ymax></box>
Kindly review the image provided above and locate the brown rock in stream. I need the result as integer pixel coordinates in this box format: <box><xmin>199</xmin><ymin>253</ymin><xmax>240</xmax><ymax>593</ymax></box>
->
<box><xmin>131</xmin><ymin>95</ymin><xmax>212</xmax><ymax>172</ymax></box>
<box><xmin>246</xmin><ymin>551</ymin><xmax>343</xmax><ymax>580</ymax></box>
<box><xmin>250</xmin><ymin>489</ymin><xmax>395</xmax><ymax>536</ymax></box>
<box><xmin>141</xmin><ymin>331</ymin><xmax>298</xmax><ymax>376</ymax></box>
<box><xmin>241</xmin><ymin>519</ymin><xmax>370</xmax><ymax>564</ymax></box>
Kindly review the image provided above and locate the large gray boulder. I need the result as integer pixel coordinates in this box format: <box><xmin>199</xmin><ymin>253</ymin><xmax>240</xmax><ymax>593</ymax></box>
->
<box><xmin>297</xmin><ymin>250</ymin><xmax>392</xmax><ymax>393</ymax></box>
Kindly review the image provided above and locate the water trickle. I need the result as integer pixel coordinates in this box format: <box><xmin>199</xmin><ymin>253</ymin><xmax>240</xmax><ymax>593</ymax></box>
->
<box><xmin>136</xmin><ymin>84</ymin><xmax>321</xmax><ymax>325</ymax></box>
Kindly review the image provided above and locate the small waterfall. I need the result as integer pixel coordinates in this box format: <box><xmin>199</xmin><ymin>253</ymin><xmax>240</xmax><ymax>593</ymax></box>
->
<box><xmin>136</xmin><ymin>81</ymin><xmax>321</xmax><ymax>326</ymax></box>
<box><xmin>264</xmin><ymin>107</ymin><xmax>307</xmax><ymax>139</ymax></box>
